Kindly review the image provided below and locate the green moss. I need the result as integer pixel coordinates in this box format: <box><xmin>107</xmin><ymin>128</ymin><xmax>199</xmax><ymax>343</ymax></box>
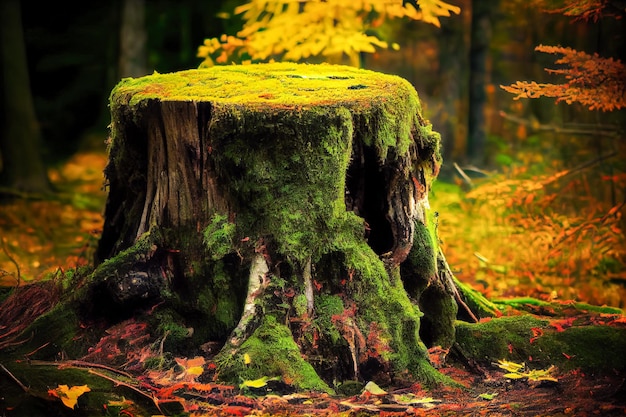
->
<box><xmin>455</xmin><ymin>276</ymin><xmax>500</xmax><ymax>318</ymax></box>
<box><xmin>455</xmin><ymin>315</ymin><xmax>626</xmax><ymax>372</ymax></box>
<box><xmin>401</xmin><ymin>220</ymin><xmax>437</xmax><ymax>299</ymax></box>
<box><xmin>293</xmin><ymin>294</ymin><xmax>308</xmax><ymax>317</ymax></box>
<box><xmin>330</xmin><ymin>241</ymin><xmax>453</xmax><ymax>386</ymax></box>
<box><xmin>215</xmin><ymin>315</ymin><xmax>333</xmax><ymax>393</ymax></box>
<box><xmin>540</xmin><ymin>325</ymin><xmax>626</xmax><ymax>371</ymax></box>
<box><xmin>10</xmin><ymin>301</ymin><xmax>88</xmax><ymax>359</ymax></box>
<box><xmin>110</xmin><ymin>63</ymin><xmax>436</xmax><ymax>182</ymax></box>
<box><xmin>494</xmin><ymin>297</ymin><xmax>623</xmax><ymax>316</ymax></box>
<box><xmin>90</xmin><ymin>232</ymin><xmax>155</xmax><ymax>285</ymax></box>
<box><xmin>314</xmin><ymin>294</ymin><xmax>345</xmax><ymax>345</ymax></box>
<box><xmin>203</xmin><ymin>213</ymin><xmax>236</xmax><ymax>260</ymax></box>
<box><xmin>455</xmin><ymin>315</ymin><xmax>548</xmax><ymax>363</ymax></box>
<box><xmin>154</xmin><ymin>310</ymin><xmax>193</xmax><ymax>351</ymax></box>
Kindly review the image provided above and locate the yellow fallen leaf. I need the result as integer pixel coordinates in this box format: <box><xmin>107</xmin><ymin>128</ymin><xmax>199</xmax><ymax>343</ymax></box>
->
<box><xmin>240</xmin><ymin>376</ymin><xmax>280</xmax><ymax>389</ymax></box>
<box><xmin>244</xmin><ymin>353</ymin><xmax>251</xmax><ymax>364</ymax></box>
<box><xmin>54</xmin><ymin>384</ymin><xmax>91</xmax><ymax>409</ymax></box>
<box><xmin>363</xmin><ymin>381</ymin><xmax>387</xmax><ymax>396</ymax></box>
<box><xmin>186</xmin><ymin>366</ymin><xmax>204</xmax><ymax>376</ymax></box>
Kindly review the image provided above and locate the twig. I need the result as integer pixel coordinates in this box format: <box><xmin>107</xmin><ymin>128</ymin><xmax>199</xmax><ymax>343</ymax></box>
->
<box><xmin>23</xmin><ymin>341</ymin><xmax>49</xmax><ymax>358</ymax></box>
<box><xmin>28</xmin><ymin>359</ymin><xmax>134</xmax><ymax>379</ymax></box>
<box><xmin>0</xmin><ymin>332</ymin><xmax>33</xmax><ymax>351</ymax></box>
<box><xmin>439</xmin><ymin>249</ymin><xmax>479</xmax><ymax>323</ymax></box>
<box><xmin>0</xmin><ymin>362</ymin><xmax>29</xmax><ymax>392</ymax></box>
<box><xmin>87</xmin><ymin>369</ymin><xmax>163</xmax><ymax>413</ymax></box>
<box><xmin>499</xmin><ymin>111</ymin><xmax>620</xmax><ymax>137</ymax></box>
<box><xmin>453</xmin><ymin>162</ymin><xmax>473</xmax><ymax>188</ymax></box>
<box><xmin>0</xmin><ymin>237</ymin><xmax>20</xmax><ymax>287</ymax></box>
<box><xmin>545</xmin><ymin>150</ymin><xmax>618</xmax><ymax>185</ymax></box>
<box><xmin>159</xmin><ymin>330</ymin><xmax>170</xmax><ymax>357</ymax></box>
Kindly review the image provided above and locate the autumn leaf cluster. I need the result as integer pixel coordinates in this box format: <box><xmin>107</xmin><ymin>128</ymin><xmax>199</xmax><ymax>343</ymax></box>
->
<box><xmin>435</xmin><ymin>164</ymin><xmax>626</xmax><ymax>307</ymax></box>
<box><xmin>502</xmin><ymin>45</ymin><xmax>626</xmax><ymax>112</ymax></box>
<box><xmin>502</xmin><ymin>0</ymin><xmax>626</xmax><ymax>111</ymax></box>
<box><xmin>197</xmin><ymin>0</ymin><xmax>460</xmax><ymax>67</ymax></box>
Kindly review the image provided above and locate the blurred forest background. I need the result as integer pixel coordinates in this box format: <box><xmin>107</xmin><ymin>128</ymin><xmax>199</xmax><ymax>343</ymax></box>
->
<box><xmin>1</xmin><ymin>0</ymin><xmax>625</xmax><ymax>308</ymax></box>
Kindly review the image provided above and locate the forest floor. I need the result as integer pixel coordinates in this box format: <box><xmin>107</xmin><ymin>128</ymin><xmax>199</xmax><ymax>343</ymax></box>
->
<box><xmin>1</xmin><ymin>146</ymin><xmax>625</xmax><ymax>416</ymax></box>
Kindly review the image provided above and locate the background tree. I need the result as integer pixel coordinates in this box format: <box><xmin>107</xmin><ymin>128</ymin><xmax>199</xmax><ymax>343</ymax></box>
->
<box><xmin>0</xmin><ymin>0</ymin><xmax>51</xmax><ymax>196</ymax></box>
<box><xmin>466</xmin><ymin>0</ymin><xmax>493</xmax><ymax>165</ymax></box>
<box><xmin>119</xmin><ymin>0</ymin><xmax>148</xmax><ymax>79</ymax></box>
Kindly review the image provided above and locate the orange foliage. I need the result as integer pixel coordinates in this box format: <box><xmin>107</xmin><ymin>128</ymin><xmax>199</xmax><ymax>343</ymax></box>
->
<box><xmin>539</xmin><ymin>0</ymin><xmax>619</xmax><ymax>22</ymax></box>
<box><xmin>501</xmin><ymin>45</ymin><xmax>626</xmax><ymax>111</ymax></box>
<box><xmin>437</xmin><ymin>168</ymin><xmax>626</xmax><ymax>308</ymax></box>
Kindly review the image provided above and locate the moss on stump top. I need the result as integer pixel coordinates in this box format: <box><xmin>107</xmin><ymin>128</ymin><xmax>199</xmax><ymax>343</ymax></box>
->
<box><xmin>112</xmin><ymin>62</ymin><xmax>421</xmax><ymax>109</ymax></box>
<box><xmin>110</xmin><ymin>62</ymin><xmax>439</xmax><ymax>161</ymax></box>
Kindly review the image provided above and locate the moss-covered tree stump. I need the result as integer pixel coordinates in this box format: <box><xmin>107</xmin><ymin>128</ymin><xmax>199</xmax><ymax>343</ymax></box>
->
<box><xmin>93</xmin><ymin>63</ymin><xmax>461</xmax><ymax>391</ymax></box>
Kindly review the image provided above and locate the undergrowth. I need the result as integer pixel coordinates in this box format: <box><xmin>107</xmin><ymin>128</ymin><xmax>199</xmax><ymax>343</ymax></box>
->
<box><xmin>432</xmin><ymin>162</ymin><xmax>626</xmax><ymax>308</ymax></box>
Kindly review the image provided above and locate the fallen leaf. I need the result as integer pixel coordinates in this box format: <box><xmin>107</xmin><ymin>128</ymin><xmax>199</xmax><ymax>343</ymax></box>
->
<box><xmin>49</xmin><ymin>384</ymin><xmax>91</xmax><ymax>409</ymax></box>
<box><xmin>363</xmin><ymin>381</ymin><xmax>387</xmax><ymax>396</ymax></box>
<box><xmin>478</xmin><ymin>392</ymin><xmax>498</xmax><ymax>400</ymax></box>
<box><xmin>240</xmin><ymin>376</ymin><xmax>279</xmax><ymax>389</ymax></box>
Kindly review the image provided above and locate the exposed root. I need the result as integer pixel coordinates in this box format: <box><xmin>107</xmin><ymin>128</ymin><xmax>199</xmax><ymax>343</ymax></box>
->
<box><xmin>303</xmin><ymin>256</ymin><xmax>314</xmax><ymax>316</ymax></box>
<box><xmin>438</xmin><ymin>249</ymin><xmax>479</xmax><ymax>323</ymax></box>
<box><xmin>227</xmin><ymin>252</ymin><xmax>269</xmax><ymax>348</ymax></box>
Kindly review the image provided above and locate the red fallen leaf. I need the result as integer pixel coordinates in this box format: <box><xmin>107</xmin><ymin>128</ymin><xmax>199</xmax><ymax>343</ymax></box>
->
<box><xmin>608</xmin><ymin>317</ymin><xmax>626</xmax><ymax>326</ymax></box>
<box><xmin>530</xmin><ymin>327</ymin><xmax>544</xmax><ymax>343</ymax></box>
<box><xmin>222</xmin><ymin>405</ymin><xmax>253</xmax><ymax>416</ymax></box>
<box><xmin>508</xmin><ymin>342</ymin><xmax>514</xmax><ymax>354</ymax></box>
<box><xmin>562</xmin><ymin>352</ymin><xmax>574</xmax><ymax>360</ymax></box>
<box><xmin>550</xmin><ymin>317</ymin><xmax>576</xmax><ymax>332</ymax></box>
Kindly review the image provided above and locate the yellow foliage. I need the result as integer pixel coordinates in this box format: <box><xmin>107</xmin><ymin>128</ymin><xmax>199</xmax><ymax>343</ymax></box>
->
<box><xmin>197</xmin><ymin>0</ymin><xmax>460</xmax><ymax>67</ymax></box>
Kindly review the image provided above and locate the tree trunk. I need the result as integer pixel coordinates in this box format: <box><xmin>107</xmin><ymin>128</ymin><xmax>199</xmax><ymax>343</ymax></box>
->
<box><xmin>0</xmin><ymin>0</ymin><xmax>51</xmax><ymax>196</ymax></box>
<box><xmin>467</xmin><ymin>0</ymin><xmax>492</xmax><ymax>165</ymax></box>
<box><xmin>118</xmin><ymin>0</ymin><xmax>147</xmax><ymax>79</ymax></box>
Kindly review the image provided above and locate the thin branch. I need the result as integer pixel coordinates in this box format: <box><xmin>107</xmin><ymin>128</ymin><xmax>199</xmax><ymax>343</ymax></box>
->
<box><xmin>543</xmin><ymin>150</ymin><xmax>618</xmax><ymax>187</ymax></box>
<box><xmin>29</xmin><ymin>359</ymin><xmax>134</xmax><ymax>379</ymax></box>
<box><xmin>0</xmin><ymin>362</ymin><xmax>29</xmax><ymax>392</ymax></box>
<box><xmin>87</xmin><ymin>369</ymin><xmax>162</xmax><ymax>412</ymax></box>
<box><xmin>499</xmin><ymin>111</ymin><xmax>620</xmax><ymax>137</ymax></box>
<box><xmin>453</xmin><ymin>162</ymin><xmax>473</xmax><ymax>188</ymax></box>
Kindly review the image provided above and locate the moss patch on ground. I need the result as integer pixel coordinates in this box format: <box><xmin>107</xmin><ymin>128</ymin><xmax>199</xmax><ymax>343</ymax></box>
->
<box><xmin>455</xmin><ymin>314</ymin><xmax>626</xmax><ymax>372</ymax></box>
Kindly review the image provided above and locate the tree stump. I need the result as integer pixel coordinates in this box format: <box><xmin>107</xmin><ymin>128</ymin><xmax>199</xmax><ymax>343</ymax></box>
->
<box><xmin>95</xmin><ymin>63</ymin><xmax>457</xmax><ymax>392</ymax></box>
